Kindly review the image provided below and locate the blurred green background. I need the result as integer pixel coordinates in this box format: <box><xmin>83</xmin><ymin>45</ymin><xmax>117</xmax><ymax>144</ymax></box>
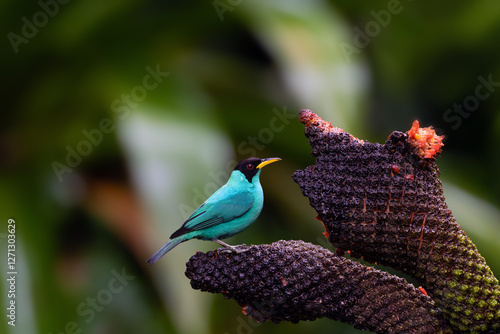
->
<box><xmin>1</xmin><ymin>1</ymin><xmax>500</xmax><ymax>333</ymax></box>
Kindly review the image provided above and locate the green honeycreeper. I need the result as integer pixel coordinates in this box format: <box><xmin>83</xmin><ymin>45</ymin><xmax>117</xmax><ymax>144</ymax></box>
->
<box><xmin>146</xmin><ymin>157</ymin><xmax>281</xmax><ymax>265</ymax></box>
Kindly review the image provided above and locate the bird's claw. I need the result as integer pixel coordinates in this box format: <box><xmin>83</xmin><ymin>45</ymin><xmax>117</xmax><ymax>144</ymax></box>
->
<box><xmin>232</xmin><ymin>245</ymin><xmax>251</xmax><ymax>253</ymax></box>
<box><xmin>217</xmin><ymin>244</ymin><xmax>251</xmax><ymax>254</ymax></box>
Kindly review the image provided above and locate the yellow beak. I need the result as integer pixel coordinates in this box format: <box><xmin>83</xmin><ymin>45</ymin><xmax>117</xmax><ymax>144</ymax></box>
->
<box><xmin>256</xmin><ymin>157</ymin><xmax>281</xmax><ymax>169</ymax></box>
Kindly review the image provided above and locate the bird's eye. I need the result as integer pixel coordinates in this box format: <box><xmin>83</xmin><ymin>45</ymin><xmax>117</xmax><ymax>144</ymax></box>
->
<box><xmin>246</xmin><ymin>164</ymin><xmax>254</xmax><ymax>170</ymax></box>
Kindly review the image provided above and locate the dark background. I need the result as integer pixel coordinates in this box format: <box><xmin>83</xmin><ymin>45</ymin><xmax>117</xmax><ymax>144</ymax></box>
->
<box><xmin>1</xmin><ymin>1</ymin><xmax>500</xmax><ymax>333</ymax></box>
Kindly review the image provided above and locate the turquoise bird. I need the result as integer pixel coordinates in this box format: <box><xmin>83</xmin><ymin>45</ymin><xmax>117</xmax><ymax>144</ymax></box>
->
<box><xmin>146</xmin><ymin>157</ymin><xmax>281</xmax><ymax>265</ymax></box>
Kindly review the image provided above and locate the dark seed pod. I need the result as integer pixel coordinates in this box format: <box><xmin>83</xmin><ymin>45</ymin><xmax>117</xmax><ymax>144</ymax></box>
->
<box><xmin>186</xmin><ymin>240</ymin><xmax>454</xmax><ymax>333</ymax></box>
<box><xmin>292</xmin><ymin>110</ymin><xmax>500</xmax><ymax>333</ymax></box>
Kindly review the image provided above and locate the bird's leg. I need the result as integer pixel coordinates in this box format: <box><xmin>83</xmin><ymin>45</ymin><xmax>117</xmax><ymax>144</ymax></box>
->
<box><xmin>215</xmin><ymin>239</ymin><xmax>236</xmax><ymax>250</ymax></box>
<box><xmin>214</xmin><ymin>240</ymin><xmax>251</xmax><ymax>253</ymax></box>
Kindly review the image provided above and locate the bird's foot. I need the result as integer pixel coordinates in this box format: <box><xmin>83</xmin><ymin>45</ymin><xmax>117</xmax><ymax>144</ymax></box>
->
<box><xmin>218</xmin><ymin>246</ymin><xmax>251</xmax><ymax>254</ymax></box>
<box><xmin>214</xmin><ymin>240</ymin><xmax>251</xmax><ymax>253</ymax></box>
<box><xmin>231</xmin><ymin>245</ymin><xmax>252</xmax><ymax>253</ymax></box>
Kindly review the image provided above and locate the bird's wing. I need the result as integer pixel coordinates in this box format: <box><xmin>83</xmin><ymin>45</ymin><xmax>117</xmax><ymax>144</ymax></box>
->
<box><xmin>170</xmin><ymin>187</ymin><xmax>254</xmax><ymax>238</ymax></box>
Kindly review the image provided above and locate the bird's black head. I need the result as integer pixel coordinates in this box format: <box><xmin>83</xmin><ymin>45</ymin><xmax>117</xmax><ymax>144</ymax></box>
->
<box><xmin>234</xmin><ymin>157</ymin><xmax>281</xmax><ymax>183</ymax></box>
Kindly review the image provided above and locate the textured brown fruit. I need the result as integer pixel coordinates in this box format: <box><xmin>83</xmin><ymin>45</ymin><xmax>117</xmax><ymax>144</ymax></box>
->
<box><xmin>186</xmin><ymin>240</ymin><xmax>454</xmax><ymax>333</ymax></box>
<box><xmin>292</xmin><ymin>109</ymin><xmax>500</xmax><ymax>333</ymax></box>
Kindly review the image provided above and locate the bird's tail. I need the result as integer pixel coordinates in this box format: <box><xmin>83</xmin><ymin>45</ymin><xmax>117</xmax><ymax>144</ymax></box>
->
<box><xmin>146</xmin><ymin>237</ymin><xmax>184</xmax><ymax>266</ymax></box>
